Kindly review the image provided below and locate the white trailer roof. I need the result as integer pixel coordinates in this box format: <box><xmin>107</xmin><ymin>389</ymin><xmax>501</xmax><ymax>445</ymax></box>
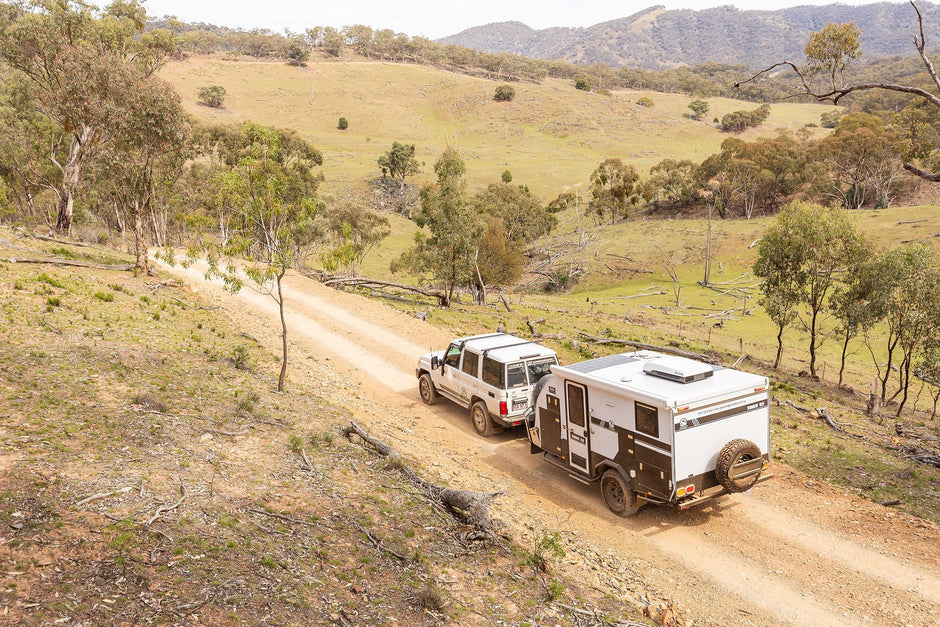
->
<box><xmin>551</xmin><ymin>351</ymin><xmax>767</xmax><ymax>407</ymax></box>
<box><xmin>454</xmin><ymin>333</ymin><xmax>556</xmax><ymax>362</ymax></box>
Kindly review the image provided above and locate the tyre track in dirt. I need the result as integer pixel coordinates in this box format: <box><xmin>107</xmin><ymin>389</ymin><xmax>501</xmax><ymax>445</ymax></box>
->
<box><xmin>160</xmin><ymin>261</ymin><xmax>940</xmax><ymax>626</ymax></box>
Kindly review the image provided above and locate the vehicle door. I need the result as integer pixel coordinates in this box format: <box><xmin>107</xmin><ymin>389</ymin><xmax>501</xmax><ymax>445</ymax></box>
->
<box><xmin>458</xmin><ymin>350</ymin><xmax>481</xmax><ymax>402</ymax></box>
<box><xmin>634</xmin><ymin>401</ymin><xmax>672</xmax><ymax>499</ymax></box>
<box><xmin>439</xmin><ymin>343</ymin><xmax>463</xmax><ymax>396</ymax></box>
<box><xmin>565</xmin><ymin>381</ymin><xmax>591</xmax><ymax>474</ymax></box>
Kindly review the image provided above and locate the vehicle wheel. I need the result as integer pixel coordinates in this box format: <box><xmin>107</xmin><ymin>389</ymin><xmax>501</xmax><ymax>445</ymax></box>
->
<box><xmin>471</xmin><ymin>401</ymin><xmax>495</xmax><ymax>437</ymax></box>
<box><xmin>715</xmin><ymin>438</ymin><xmax>763</xmax><ymax>493</ymax></box>
<box><xmin>418</xmin><ymin>373</ymin><xmax>437</xmax><ymax>405</ymax></box>
<box><xmin>600</xmin><ymin>469</ymin><xmax>642</xmax><ymax>517</ymax></box>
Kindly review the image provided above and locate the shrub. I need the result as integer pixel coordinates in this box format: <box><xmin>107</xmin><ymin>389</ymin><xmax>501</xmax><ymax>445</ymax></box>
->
<box><xmin>337</xmin><ymin>116</ymin><xmax>348</xmax><ymax>130</ymax></box>
<box><xmin>637</xmin><ymin>96</ymin><xmax>655</xmax><ymax>107</ymax></box>
<box><xmin>720</xmin><ymin>104</ymin><xmax>771</xmax><ymax>132</ymax></box>
<box><xmin>820</xmin><ymin>110</ymin><xmax>842</xmax><ymax>128</ymax></box>
<box><xmin>232</xmin><ymin>345</ymin><xmax>251</xmax><ymax>370</ymax></box>
<box><xmin>574</xmin><ymin>78</ymin><xmax>591</xmax><ymax>91</ymax></box>
<box><xmin>286</xmin><ymin>40</ymin><xmax>309</xmax><ymax>66</ymax></box>
<box><xmin>501</xmin><ymin>170</ymin><xmax>512</xmax><ymax>183</ymax></box>
<box><xmin>494</xmin><ymin>84</ymin><xmax>515</xmax><ymax>101</ymax></box>
<box><xmin>93</xmin><ymin>291</ymin><xmax>114</xmax><ymax>302</ymax></box>
<box><xmin>688</xmin><ymin>98</ymin><xmax>709</xmax><ymax>119</ymax></box>
<box><xmin>196</xmin><ymin>85</ymin><xmax>226</xmax><ymax>108</ymax></box>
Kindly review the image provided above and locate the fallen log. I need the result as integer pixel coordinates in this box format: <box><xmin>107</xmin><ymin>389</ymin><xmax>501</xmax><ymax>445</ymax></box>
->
<box><xmin>319</xmin><ymin>275</ymin><xmax>449</xmax><ymax>307</ymax></box>
<box><xmin>342</xmin><ymin>421</ymin><xmax>505</xmax><ymax>540</ymax></box>
<box><xmin>1</xmin><ymin>257</ymin><xmax>134</xmax><ymax>271</ymax></box>
<box><xmin>577</xmin><ymin>332</ymin><xmax>720</xmax><ymax>365</ymax></box>
<box><xmin>815</xmin><ymin>407</ymin><xmax>843</xmax><ymax>432</ymax></box>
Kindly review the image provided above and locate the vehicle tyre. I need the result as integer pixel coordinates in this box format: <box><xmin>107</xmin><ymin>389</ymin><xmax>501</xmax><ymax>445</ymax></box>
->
<box><xmin>418</xmin><ymin>373</ymin><xmax>437</xmax><ymax>405</ymax></box>
<box><xmin>471</xmin><ymin>401</ymin><xmax>495</xmax><ymax>437</ymax></box>
<box><xmin>600</xmin><ymin>468</ymin><xmax>642</xmax><ymax>517</ymax></box>
<box><xmin>715</xmin><ymin>438</ymin><xmax>763</xmax><ymax>493</ymax></box>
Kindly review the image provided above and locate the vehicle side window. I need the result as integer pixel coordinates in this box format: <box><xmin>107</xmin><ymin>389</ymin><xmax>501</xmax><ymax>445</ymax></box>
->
<box><xmin>462</xmin><ymin>351</ymin><xmax>479</xmax><ymax>377</ymax></box>
<box><xmin>444</xmin><ymin>344</ymin><xmax>461</xmax><ymax>368</ymax></box>
<box><xmin>635</xmin><ymin>402</ymin><xmax>659</xmax><ymax>438</ymax></box>
<box><xmin>481</xmin><ymin>357</ymin><xmax>503</xmax><ymax>387</ymax></box>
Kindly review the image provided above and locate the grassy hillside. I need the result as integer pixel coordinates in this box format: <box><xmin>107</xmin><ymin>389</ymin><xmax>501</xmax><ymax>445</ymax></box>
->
<box><xmin>0</xmin><ymin>228</ymin><xmax>645</xmax><ymax>625</ymax></box>
<box><xmin>160</xmin><ymin>54</ymin><xmax>834</xmax><ymax>200</ymax></box>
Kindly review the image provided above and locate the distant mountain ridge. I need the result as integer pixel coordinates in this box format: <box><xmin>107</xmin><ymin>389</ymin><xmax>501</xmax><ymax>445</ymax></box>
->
<box><xmin>438</xmin><ymin>2</ymin><xmax>940</xmax><ymax>70</ymax></box>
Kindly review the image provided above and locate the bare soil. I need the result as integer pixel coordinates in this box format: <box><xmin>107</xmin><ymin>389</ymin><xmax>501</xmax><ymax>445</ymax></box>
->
<box><xmin>162</xmin><ymin>260</ymin><xmax>940</xmax><ymax>627</ymax></box>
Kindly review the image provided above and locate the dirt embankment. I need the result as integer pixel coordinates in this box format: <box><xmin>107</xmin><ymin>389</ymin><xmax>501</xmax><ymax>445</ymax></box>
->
<box><xmin>165</xmin><ymin>260</ymin><xmax>940</xmax><ymax>627</ymax></box>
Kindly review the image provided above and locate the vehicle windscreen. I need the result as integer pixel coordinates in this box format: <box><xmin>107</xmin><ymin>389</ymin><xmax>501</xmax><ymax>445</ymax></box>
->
<box><xmin>526</xmin><ymin>357</ymin><xmax>557</xmax><ymax>384</ymax></box>
<box><xmin>506</xmin><ymin>362</ymin><xmax>527</xmax><ymax>388</ymax></box>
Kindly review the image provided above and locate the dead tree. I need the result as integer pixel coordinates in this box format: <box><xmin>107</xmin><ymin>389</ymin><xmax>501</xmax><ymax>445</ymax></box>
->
<box><xmin>342</xmin><ymin>421</ymin><xmax>505</xmax><ymax>542</ymax></box>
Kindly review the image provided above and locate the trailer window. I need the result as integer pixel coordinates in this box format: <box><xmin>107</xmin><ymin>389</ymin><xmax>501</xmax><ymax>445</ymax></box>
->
<box><xmin>526</xmin><ymin>357</ymin><xmax>556</xmax><ymax>384</ymax></box>
<box><xmin>462</xmin><ymin>351</ymin><xmax>479</xmax><ymax>378</ymax></box>
<box><xmin>567</xmin><ymin>384</ymin><xmax>586</xmax><ymax>427</ymax></box>
<box><xmin>481</xmin><ymin>357</ymin><xmax>503</xmax><ymax>388</ymax></box>
<box><xmin>635</xmin><ymin>402</ymin><xmax>659</xmax><ymax>438</ymax></box>
<box><xmin>443</xmin><ymin>344</ymin><xmax>461</xmax><ymax>368</ymax></box>
<box><xmin>506</xmin><ymin>362</ymin><xmax>527</xmax><ymax>388</ymax></box>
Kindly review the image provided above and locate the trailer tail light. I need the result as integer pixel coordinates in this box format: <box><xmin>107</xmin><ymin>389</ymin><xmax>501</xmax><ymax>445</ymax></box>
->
<box><xmin>754</xmin><ymin>386</ymin><xmax>767</xmax><ymax>392</ymax></box>
<box><xmin>499</xmin><ymin>401</ymin><xmax>508</xmax><ymax>416</ymax></box>
<box><xmin>677</xmin><ymin>484</ymin><xmax>695</xmax><ymax>498</ymax></box>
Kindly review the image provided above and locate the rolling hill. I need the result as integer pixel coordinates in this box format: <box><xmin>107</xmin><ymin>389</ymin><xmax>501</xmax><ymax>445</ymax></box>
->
<box><xmin>159</xmin><ymin>54</ymin><xmax>834</xmax><ymax>200</ymax></box>
<box><xmin>439</xmin><ymin>2</ymin><xmax>940</xmax><ymax>70</ymax></box>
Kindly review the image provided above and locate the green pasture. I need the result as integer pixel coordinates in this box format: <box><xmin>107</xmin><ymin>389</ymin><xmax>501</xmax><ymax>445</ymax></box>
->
<box><xmin>160</xmin><ymin>55</ymin><xmax>835</xmax><ymax>200</ymax></box>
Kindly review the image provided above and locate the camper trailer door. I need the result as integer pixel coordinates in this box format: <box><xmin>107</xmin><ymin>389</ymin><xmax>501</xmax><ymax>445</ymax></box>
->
<box><xmin>565</xmin><ymin>382</ymin><xmax>590</xmax><ymax>473</ymax></box>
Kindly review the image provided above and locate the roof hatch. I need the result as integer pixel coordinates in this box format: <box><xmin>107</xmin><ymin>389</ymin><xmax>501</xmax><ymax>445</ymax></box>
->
<box><xmin>642</xmin><ymin>356</ymin><xmax>713</xmax><ymax>383</ymax></box>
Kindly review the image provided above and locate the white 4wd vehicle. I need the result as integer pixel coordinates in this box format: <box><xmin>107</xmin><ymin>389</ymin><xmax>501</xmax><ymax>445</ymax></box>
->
<box><xmin>416</xmin><ymin>332</ymin><xmax>558</xmax><ymax>436</ymax></box>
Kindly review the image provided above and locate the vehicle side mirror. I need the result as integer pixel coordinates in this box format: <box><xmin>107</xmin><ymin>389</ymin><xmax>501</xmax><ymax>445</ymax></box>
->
<box><xmin>431</xmin><ymin>356</ymin><xmax>439</xmax><ymax>369</ymax></box>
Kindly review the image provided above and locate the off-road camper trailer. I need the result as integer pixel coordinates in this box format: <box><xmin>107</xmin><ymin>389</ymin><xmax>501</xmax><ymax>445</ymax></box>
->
<box><xmin>526</xmin><ymin>351</ymin><xmax>771</xmax><ymax>515</ymax></box>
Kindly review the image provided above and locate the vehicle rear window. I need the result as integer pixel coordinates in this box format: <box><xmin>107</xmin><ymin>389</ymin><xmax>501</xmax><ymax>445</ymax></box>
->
<box><xmin>462</xmin><ymin>351</ymin><xmax>479</xmax><ymax>378</ymax></box>
<box><xmin>526</xmin><ymin>357</ymin><xmax>556</xmax><ymax>384</ymax></box>
<box><xmin>506</xmin><ymin>362</ymin><xmax>527</xmax><ymax>388</ymax></box>
<box><xmin>482</xmin><ymin>357</ymin><xmax>503</xmax><ymax>388</ymax></box>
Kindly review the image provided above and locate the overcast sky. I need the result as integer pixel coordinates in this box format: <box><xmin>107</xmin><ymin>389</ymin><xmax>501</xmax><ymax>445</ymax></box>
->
<box><xmin>138</xmin><ymin>1</ymin><xmax>904</xmax><ymax>39</ymax></box>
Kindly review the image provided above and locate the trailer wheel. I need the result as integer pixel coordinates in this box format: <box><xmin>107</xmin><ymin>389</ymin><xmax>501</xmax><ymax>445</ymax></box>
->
<box><xmin>418</xmin><ymin>373</ymin><xmax>437</xmax><ymax>405</ymax></box>
<box><xmin>715</xmin><ymin>438</ymin><xmax>763</xmax><ymax>493</ymax></box>
<box><xmin>471</xmin><ymin>401</ymin><xmax>495</xmax><ymax>437</ymax></box>
<box><xmin>601</xmin><ymin>469</ymin><xmax>642</xmax><ymax>517</ymax></box>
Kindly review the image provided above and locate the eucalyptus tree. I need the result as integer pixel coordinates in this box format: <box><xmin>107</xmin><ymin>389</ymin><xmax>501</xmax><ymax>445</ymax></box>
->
<box><xmin>740</xmin><ymin>3</ymin><xmax>940</xmax><ymax>185</ymax></box>
<box><xmin>754</xmin><ymin>203</ymin><xmax>866</xmax><ymax>378</ymax></box>
<box><xmin>92</xmin><ymin>76</ymin><xmax>187</xmax><ymax>274</ymax></box>
<box><xmin>0</xmin><ymin>0</ymin><xmax>176</xmax><ymax>233</ymax></box>
<box><xmin>393</xmin><ymin>148</ymin><xmax>482</xmax><ymax>306</ymax></box>
<box><xmin>195</xmin><ymin>123</ymin><xmax>323</xmax><ymax>392</ymax></box>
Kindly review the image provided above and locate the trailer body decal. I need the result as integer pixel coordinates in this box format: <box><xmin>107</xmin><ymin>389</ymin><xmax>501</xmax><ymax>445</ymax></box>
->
<box><xmin>676</xmin><ymin>398</ymin><xmax>767</xmax><ymax>431</ymax></box>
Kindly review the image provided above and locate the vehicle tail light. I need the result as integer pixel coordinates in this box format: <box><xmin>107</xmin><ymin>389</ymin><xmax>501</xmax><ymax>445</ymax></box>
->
<box><xmin>499</xmin><ymin>401</ymin><xmax>508</xmax><ymax>415</ymax></box>
<box><xmin>677</xmin><ymin>484</ymin><xmax>695</xmax><ymax>497</ymax></box>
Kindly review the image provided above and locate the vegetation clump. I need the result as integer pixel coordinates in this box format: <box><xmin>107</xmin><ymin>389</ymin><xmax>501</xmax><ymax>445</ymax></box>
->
<box><xmin>720</xmin><ymin>104</ymin><xmax>771</xmax><ymax>132</ymax></box>
<box><xmin>494</xmin><ymin>84</ymin><xmax>515</xmax><ymax>101</ymax></box>
<box><xmin>197</xmin><ymin>85</ymin><xmax>227</xmax><ymax>108</ymax></box>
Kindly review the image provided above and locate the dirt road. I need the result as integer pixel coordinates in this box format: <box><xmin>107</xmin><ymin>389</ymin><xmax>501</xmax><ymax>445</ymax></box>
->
<box><xmin>161</xmin><ymin>261</ymin><xmax>940</xmax><ymax>627</ymax></box>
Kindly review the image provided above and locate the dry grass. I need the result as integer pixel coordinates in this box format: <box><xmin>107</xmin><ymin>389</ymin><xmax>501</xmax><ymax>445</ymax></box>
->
<box><xmin>159</xmin><ymin>54</ymin><xmax>834</xmax><ymax>200</ymax></box>
<box><xmin>0</xmin><ymin>228</ymin><xmax>646</xmax><ymax>625</ymax></box>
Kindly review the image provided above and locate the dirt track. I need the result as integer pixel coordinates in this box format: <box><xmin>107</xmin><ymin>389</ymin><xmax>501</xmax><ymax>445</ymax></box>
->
<box><xmin>161</xmin><ymin>261</ymin><xmax>940</xmax><ymax>627</ymax></box>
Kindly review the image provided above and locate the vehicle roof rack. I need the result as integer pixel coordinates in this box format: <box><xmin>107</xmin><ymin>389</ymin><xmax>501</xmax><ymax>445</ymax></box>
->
<box><xmin>457</xmin><ymin>332</ymin><xmax>506</xmax><ymax>349</ymax></box>
<box><xmin>482</xmin><ymin>339</ymin><xmax>543</xmax><ymax>357</ymax></box>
